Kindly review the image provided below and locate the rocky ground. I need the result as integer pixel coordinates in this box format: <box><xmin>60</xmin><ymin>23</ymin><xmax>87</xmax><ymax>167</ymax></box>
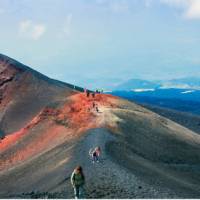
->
<box><xmin>7</xmin><ymin>128</ymin><xmax>187</xmax><ymax>199</ymax></box>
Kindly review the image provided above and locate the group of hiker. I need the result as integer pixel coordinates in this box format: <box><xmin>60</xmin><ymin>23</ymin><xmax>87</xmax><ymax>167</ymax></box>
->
<box><xmin>92</xmin><ymin>102</ymin><xmax>99</xmax><ymax>113</ymax></box>
<box><xmin>70</xmin><ymin>88</ymin><xmax>103</xmax><ymax>199</ymax></box>
<box><xmin>71</xmin><ymin>146</ymin><xmax>101</xmax><ymax>199</ymax></box>
<box><xmin>84</xmin><ymin>88</ymin><xmax>103</xmax><ymax>98</ymax></box>
<box><xmin>84</xmin><ymin>88</ymin><xmax>101</xmax><ymax>113</ymax></box>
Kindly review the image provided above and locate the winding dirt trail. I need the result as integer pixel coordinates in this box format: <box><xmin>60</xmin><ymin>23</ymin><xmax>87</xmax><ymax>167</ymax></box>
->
<box><xmin>67</xmin><ymin>128</ymin><xmax>180</xmax><ymax>198</ymax></box>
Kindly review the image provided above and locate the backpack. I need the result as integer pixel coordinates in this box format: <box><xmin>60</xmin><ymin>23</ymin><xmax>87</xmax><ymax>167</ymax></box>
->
<box><xmin>72</xmin><ymin>172</ymin><xmax>85</xmax><ymax>186</ymax></box>
<box><xmin>92</xmin><ymin>151</ymin><xmax>97</xmax><ymax>157</ymax></box>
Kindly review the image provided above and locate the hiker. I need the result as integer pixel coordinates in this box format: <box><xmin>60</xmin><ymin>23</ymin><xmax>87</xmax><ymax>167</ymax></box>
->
<box><xmin>92</xmin><ymin>93</ymin><xmax>95</xmax><ymax>98</ymax></box>
<box><xmin>71</xmin><ymin>166</ymin><xmax>85</xmax><ymax>199</ymax></box>
<box><xmin>90</xmin><ymin>147</ymin><xmax>101</xmax><ymax>163</ymax></box>
<box><xmin>92</xmin><ymin>149</ymin><xmax>99</xmax><ymax>163</ymax></box>
<box><xmin>92</xmin><ymin>102</ymin><xmax>95</xmax><ymax>108</ymax></box>
<box><xmin>95</xmin><ymin>146</ymin><xmax>101</xmax><ymax>160</ymax></box>
<box><xmin>96</xmin><ymin>89</ymin><xmax>100</xmax><ymax>94</ymax></box>
<box><xmin>96</xmin><ymin>106</ymin><xmax>99</xmax><ymax>113</ymax></box>
<box><xmin>86</xmin><ymin>90</ymin><xmax>90</xmax><ymax>98</ymax></box>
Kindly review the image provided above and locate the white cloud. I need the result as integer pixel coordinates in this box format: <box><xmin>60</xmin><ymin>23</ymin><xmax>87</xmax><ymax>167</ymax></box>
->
<box><xmin>95</xmin><ymin>0</ymin><xmax>200</xmax><ymax>17</ymax></box>
<box><xmin>185</xmin><ymin>0</ymin><xmax>200</xmax><ymax>19</ymax></box>
<box><xmin>160</xmin><ymin>0</ymin><xmax>200</xmax><ymax>19</ymax></box>
<box><xmin>19</xmin><ymin>20</ymin><xmax>46</xmax><ymax>40</ymax></box>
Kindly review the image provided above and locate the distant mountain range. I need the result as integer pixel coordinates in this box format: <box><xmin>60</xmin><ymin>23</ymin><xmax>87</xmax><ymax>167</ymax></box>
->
<box><xmin>112</xmin><ymin>77</ymin><xmax>200</xmax><ymax>91</ymax></box>
<box><xmin>160</xmin><ymin>77</ymin><xmax>200</xmax><ymax>90</ymax></box>
<box><xmin>109</xmin><ymin>89</ymin><xmax>200</xmax><ymax>115</ymax></box>
<box><xmin>109</xmin><ymin>77</ymin><xmax>200</xmax><ymax>115</ymax></box>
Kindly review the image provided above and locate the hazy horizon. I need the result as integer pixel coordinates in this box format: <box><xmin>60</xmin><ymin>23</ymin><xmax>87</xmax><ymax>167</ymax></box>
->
<box><xmin>0</xmin><ymin>0</ymin><xmax>200</xmax><ymax>88</ymax></box>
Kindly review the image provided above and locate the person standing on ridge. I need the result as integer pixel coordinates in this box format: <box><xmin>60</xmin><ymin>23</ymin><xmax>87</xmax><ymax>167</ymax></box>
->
<box><xmin>96</xmin><ymin>105</ymin><xmax>99</xmax><ymax>113</ymax></box>
<box><xmin>71</xmin><ymin>166</ymin><xmax>85</xmax><ymax>199</ymax></box>
<box><xmin>89</xmin><ymin>147</ymin><xmax>101</xmax><ymax>163</ymax></box>
<box><xmin>92</xmin><ymin>149</ymin><xmax>98</xmax><ymax>163</ymax></box>
<box><xmin>95</xmin><ymin>146</ymin><xmax>101</xmax><ymax>161</ymax></box>
<box><xmin>86</xmin><ymin>90</ymin><xmax>90</xmax><ymax>98</ymax></box>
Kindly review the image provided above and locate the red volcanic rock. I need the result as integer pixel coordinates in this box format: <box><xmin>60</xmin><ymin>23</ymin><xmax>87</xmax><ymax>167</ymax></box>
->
<box><xmin>0</xmin><ymin>54</ymin><xmax>77</xmax><ymax>136</ymax></box>
<box><xmin>39</xmin><ymin>107</ymin><xmax>60</xmax><ymax>118</ymax></box>
<box><xmin>0</xmin><ymin>91</ymin><xmax>118</xmax><ymax>171</ymax></box>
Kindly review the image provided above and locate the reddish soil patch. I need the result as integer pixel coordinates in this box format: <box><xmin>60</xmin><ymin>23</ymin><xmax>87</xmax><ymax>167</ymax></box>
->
<box><xmin>0</xmin><ymin>93</ymin><xmax>118</xmax><ymax>171</ymax></box>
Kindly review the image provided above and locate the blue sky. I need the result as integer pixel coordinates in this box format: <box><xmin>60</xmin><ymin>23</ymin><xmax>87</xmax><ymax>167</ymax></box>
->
<box><xmin>0</xmin><ymin>0</ymin><xmax>200</xmax><ymax>88</ymax></box>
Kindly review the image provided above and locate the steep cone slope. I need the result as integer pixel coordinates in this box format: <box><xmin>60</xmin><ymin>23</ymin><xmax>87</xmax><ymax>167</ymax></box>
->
<box><xmin>1</xmin><ymin>55</ymin><xmax>200</xmax><ymax>198</ymax></box>
<box><xmin>0</xmin><ymin>54</ymin><xmax>81</xmax><ymax>137</ymax></box>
